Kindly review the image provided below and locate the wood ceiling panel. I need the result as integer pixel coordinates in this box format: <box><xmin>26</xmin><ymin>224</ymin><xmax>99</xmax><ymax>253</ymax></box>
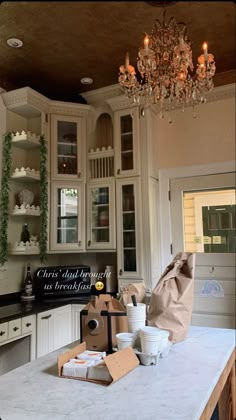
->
<box><xmin>0</xmin><ymin>1</ymin><xmax>235</xmax><ymax>102</ymax></box>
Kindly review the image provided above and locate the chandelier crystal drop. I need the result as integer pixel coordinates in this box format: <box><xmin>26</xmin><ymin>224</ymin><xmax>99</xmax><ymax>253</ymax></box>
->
<box><xmin>118</xmin><ymin>11</ymin><xmax>216</xmax><ymax>116</ymax></box>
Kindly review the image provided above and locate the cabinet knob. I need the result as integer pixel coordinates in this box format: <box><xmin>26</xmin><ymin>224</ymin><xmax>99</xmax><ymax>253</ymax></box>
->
<box><xmin>78</xmin><ymin>241</ymin><xmax>82</xmax><ymax>247</ymax></box>
<box><xmin>0</xmin><ymin>331</ymin><xmax>5</xmax><ymax>336</ymax></box>
<box><xmin>117</xmin><ymin>169</ymin><xmax>120</xmax><ymax>175</ymax></box>
<box><xmin>87</xmin><ymin>240</ymin><xmax>91</xmax><ymax>247</ymax></box>
<box><xmin>41</xmin><ymin>314</ymin><xmax>52</xmax><ymax>320</ymax></box>
<box><xmin>13</xmin><ymin>326</ymin><xmax>19</xmax><ymax>332</ymax></box>
<box><xmin>26</xmin><ymin>323</ymin><xmax>32</xmax><ymax>327</ymax></box>
<box><xmin>119</xmin><ymin>269</ymin><xmax>123</xmax><ymax>276</ymax></box>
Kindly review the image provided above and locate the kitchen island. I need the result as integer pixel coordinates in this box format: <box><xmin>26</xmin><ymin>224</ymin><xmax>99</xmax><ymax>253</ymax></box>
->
<box><xmin>0</xmin><ymin>326</ymin><xmax>235</xmax><ymax>420</ymax></box>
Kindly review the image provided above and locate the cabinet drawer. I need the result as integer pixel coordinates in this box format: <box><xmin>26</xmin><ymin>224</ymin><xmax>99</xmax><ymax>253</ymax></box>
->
<box><xmin>22</xmin><ymin>315</ymin><xmax>34</xmax><ymax>335</ymax></box>
<box><xmin>8</xmin><ymin>318</ymin><xmax>22</xmax><ymax>339</ymax></box>
<box><xmin>0</xmin><ymin>322</ymin><xmax>8</xmax><ymax>343</ymax></box>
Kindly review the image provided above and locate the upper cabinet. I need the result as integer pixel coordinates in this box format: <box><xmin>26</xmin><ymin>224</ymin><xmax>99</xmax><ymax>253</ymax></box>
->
<box><xmin>50</xmin><ymin>114</ymin><xmax>86</xmax><ymax>181</ymax></box>
<box><xmin>50</xmin><ymin>181</ymin><xmax>85</xmax><ymax>252</ymax></box>
<box><xmin>114</xmin><ymin>107</ymin><xmax>140</xmax><ymax>177</ymax></box>
<box><xmin>86</xmin><ymin>180</ymin><xmax>116</xmax><ymax>250</ymax></box>
<box><xmin>116</xmin><ymin>177</ymin><xmax>143</xmax><ymax>281</ymax></box>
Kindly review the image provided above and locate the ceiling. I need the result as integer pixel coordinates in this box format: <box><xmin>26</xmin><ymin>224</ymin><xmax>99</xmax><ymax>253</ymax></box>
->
<box><xmin>0</xmin><ymin>1</ymin><xmax>235</xmax><ymax>104</ymax></box>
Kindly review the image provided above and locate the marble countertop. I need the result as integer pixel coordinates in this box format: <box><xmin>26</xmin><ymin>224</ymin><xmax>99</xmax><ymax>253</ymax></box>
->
<box><xmin>0</xmin><ymin>326</ymin><xmax>235</xmax><ymax>420</ymax></box>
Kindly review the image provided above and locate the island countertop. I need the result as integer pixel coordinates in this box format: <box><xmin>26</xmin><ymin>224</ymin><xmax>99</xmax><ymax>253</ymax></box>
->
<box><xmin>0</xmin><ymin>326</ymin><xmax>235</xmax><ymax>420</ymax></box>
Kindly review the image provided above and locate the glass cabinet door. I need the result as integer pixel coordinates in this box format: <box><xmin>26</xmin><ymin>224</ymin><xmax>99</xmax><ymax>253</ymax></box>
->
<box><xmin>57</xmin><ymin>120</ymin><xmax>77</xmax><ymax>175</ymax></box>
<box><xmin>50</xmin><ymin>182</ymin><xmax>85</xmax><ymax>251</ymax></box>
<box><xmin>115</xmin><ymin>108</ymin><xmax>140</xmax><ymax>177</ymax></box>
<box><xmin>51</xmin><ymin>115</ymin><xmax>85</xmax><ymax>180</ymax></box>
<box><xmin>116</xmin><ymin>178</ymin><xmax>142</xmax><ymax>279</ymax></box>
<box><xmin>87</xmin><ymin>181</ymin><xmax>115</xmax><ymax>249</ymax></box>
<box><xmin>120</xmin><ymin>115</ymin><xmax>134</xmax><ymax>172</ymax></box>
<box><xmin>122</xmin><ymin>184</ymin><xmax>136</xmax><ymax>271</ymax></box>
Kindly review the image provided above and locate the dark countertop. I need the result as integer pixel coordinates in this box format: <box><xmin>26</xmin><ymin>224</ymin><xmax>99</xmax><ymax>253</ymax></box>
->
<box><xmin>0</xmin><ymin>294</ymin><xmax>90</xmax><ymax>324</ymax></box>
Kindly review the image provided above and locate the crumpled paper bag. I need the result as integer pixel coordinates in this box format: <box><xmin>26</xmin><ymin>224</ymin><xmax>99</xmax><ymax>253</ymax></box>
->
<box><xmin>148</xmin><ymin>252</ymin><xmax>195</xmax><ymax>343</ymax></box>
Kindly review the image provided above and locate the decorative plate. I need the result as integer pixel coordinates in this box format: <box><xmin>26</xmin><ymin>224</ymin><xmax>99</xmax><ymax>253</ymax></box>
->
<box><xmin>18</xmin><ymin>189</ymin><xmax>34</xmax><ymax>206</ymax></box>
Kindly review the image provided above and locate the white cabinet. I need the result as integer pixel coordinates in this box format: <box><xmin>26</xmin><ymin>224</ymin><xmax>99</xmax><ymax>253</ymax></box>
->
<box><xmin>116</xmin><ymin>177</ymin><xmax>143</xmax><ymax>281</ymax></box>
<box><xmin>36</xmin><ymin>305</ymin><xmax>72</xmax><ymax>358</ymax></box>
<box><xmin>0</xmin><ymin>322</ymin><xmax>8</xmax><ymax>343</ymax></box>
<box><xmin>114</xmin><ymin>107</ymin><xmax>140</xmax><ymax>177</ymax></box>
<box><xmin>37</xmin><ymin>309</ymin><xmax>54</xmax><ymax>358</ymax></box>
<box><xmin>53</xmin><ymin>305</ymin><xmax>72</xmax><ymax>350</ymax></box>
<box><xmin>51</xmin><ymin>114</ymin><xmax>86</xmax><ymax>181</ymax></box>
<box><xmin>71</xmin><ymin>304</ymin><xmax>86</xmax><ymax>342</ymax></box>
<box><xmin>8</xmin><ymin>318</ymin><xmax>22</xmax><ymax>339</ymax></box>
<box><xmin>50</xmin><ymin>181</ymin><xmax>85</xmax><ymax>251</ymax></box>
<box><xmin>86</xmin><ymin>180</ymin><xmax>116</xmax><ymax>250</ymax></box>
<box><xmin>0</xmin><ymin>314</ymin><xmax>36</xmax><ymax>361</ymax></box>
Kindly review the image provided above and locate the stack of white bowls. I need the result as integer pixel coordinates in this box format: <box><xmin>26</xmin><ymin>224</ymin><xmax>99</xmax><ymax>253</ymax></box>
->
<box><xmin>126</xmin><ymin>303</ymin><xmax>146</xmax><ymax>333</ymax></box>
<box><xmin>140</xmin><ymin>326</ymin><xmax>164</xmax><ymax>355</ymax></box>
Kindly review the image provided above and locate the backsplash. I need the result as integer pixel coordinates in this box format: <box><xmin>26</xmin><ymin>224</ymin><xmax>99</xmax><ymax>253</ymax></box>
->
<box><xmin>0</xmin><ymin>252</ymin><xmax>117</xmax><ymax>296</ymax></box>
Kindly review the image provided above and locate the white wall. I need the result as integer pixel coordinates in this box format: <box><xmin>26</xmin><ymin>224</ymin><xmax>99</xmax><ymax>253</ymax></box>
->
<box><xmin>156</xmin><ymin>94</ymin><xmax>235</xmax><ymax>169</ymax></box>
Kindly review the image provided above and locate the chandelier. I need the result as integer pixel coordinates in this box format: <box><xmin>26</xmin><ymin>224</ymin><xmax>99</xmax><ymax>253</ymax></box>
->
<box><xmin>118</xmin><ymin>11</ymin><xmax>216</xmax><ymax>117</ymax></box>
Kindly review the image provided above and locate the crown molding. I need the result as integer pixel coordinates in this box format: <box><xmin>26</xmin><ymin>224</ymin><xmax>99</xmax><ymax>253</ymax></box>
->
<box><xmin>205</xmin><ymin>83</ymin><xmax>235</xmax><ymax>103</ymax></box>
<box><xmin>81</xmin><ymin>84</ymin><xmax>124</xmax><ymax>106</ymax></box>
<box><xmin>49</xmin><ymin>100</ymin><xmax>92</xmax><ymax>117</ymax></box>
<box><xmin>146</xmin><ymin>83</ymin><xmax>236</xmax><ymax>115</ymax></box>
<box><xmin>106</xmin><ymin>94</ymin><xmax>139</xmax><ymax>111</ymax></box>
<box><xmin>2</xmin><ymin>87</ymin><xmax>49</xmax><ymax>115</ymax></box>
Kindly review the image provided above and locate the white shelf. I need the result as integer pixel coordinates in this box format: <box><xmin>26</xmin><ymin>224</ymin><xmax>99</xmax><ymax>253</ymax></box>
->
<box><xmin>12</xmin><ymin>207</ymin><xmax>40</xmax><ymax>216</ymax></box>
<box><xmin>9</xmin><ymin>243</ymin><xmax>40</xmax><ymax>255</ymax></box>
<box><xmin>12</xmin><ymin>132</ymin><xmax>40</xmax><ymax>149</ymax></box>
<box><xmin>92</xmin><ymin>226</ymin><xmax>109</xmax><ymax>230</ymax></box>
<box><xmin>88</xmin><ymin>147</ymin><xmax>114</xmax><ymax>159</ymax></box>
<box><xmin>58</xmin><ymin>155</ymin><xmax>77</xmax><ymax>159</ymax></box>
<box><xmin>58</xmin><ymin>141</ymin><xmax>77</xmax><ymax>147</ymax></box>
<box><xmin>121</xmin><ymin>150</ymin><xmax>133</xmax><ymax>154</ymax></box>
<box><xmin>11</xmin><ymin>169</ymin><xmax>40</xmax><ymax>182</ymax></box>
<box><xmin>93</xmin><ymin>203</ymin><xmax>109</xmax><ymax>207</ymax></box>
<box><xmin>121</xmin><ymin>132</ymin><xmax>132</xmax><ymax>136</ymax></box>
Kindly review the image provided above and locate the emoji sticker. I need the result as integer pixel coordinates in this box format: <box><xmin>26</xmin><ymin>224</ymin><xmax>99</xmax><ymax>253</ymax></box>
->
<box><xmin>95</xmin><ymin>281</ymin><xmax>104</xmax><ymax>291</ymax></box>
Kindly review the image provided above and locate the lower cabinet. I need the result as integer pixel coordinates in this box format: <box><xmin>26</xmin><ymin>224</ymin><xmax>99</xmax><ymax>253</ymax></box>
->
<box><xmin>71</xmin><ymin>304</ymin><xmax>86</xmax><ymax>342</ymax></box>
<box><xmin>36</xmin><ymin>304</ymin><xmax>72</xmax><ymax>358</ymax></box>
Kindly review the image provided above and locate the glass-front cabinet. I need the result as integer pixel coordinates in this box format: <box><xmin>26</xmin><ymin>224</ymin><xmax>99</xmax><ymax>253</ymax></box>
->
<box><xmin>116</xmin><ymin>178</ymin><xmax>143</xmax><ymax>280</ymax></box>
<box><xmin>114</xmin><ymin>107</ymin><xmax>140</xmax><ymax>177</ymax></box>
<box><xmin>50</xmin><ymin>182</ymin><xmax>85</xmax><ymax>251</ymax></box>
<box><xmin>87</xmin><ymin>181</ymin><xmax>116</xmax><ymax>250</ymax></box>
<box><xmin>51</xmin><ymin>114</ymin><xmax>86</xmax><ymax>180</ymax></box>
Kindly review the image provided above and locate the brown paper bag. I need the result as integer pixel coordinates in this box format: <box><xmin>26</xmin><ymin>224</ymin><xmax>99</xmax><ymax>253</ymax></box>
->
<box><xmin>148</xmin><ymin>252</ymin><xmax>195</xmax><ymax>343</ymax></box>
<box><xmin>119</xmin><ymin>282</ymin><xmax>146</xmax><ymax>307</ymax></box>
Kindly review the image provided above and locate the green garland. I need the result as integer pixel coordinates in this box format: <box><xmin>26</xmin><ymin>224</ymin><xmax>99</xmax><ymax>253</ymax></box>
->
<box><xmin>39</xmin><ymin>134</ymin><xmax>48</xmax><ymax>263</ymax></box>
<box><xmin>0</xmin><ymin>133</ymin><xmax>12</xmax><ymax>266</ymax></box>
<box><xmin>0</xmin><ymin>132</ymin><xmax>48</xmax><ymax>265</ymax></box>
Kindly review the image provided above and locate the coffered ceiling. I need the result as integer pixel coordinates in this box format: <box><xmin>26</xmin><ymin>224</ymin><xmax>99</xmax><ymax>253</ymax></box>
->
<box><xmin>0</xmin><ymin>1</ymin><xmax>235</xmax><ymax>103</ymax></box>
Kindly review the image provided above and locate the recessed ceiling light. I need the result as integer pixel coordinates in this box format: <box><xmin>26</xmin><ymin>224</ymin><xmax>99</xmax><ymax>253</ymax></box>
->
<box><xmin>80</xmin><ymin>77</ymin><xmax>93</xmax><ymax>85</ymax></box>
<box><xmin>7</xmin><ymin>38</ymin><xmax>23</xmax><ymax>48</ymax></box>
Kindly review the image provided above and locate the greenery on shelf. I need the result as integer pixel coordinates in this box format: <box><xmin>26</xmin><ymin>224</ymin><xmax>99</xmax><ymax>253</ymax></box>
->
<box><xmin>39</xmin><ymin>134</ymin><xmax>48</xmax><ymax>263</ymax></box>
<box><xmin>0</xmin><ymin>132</ymin><xmax>12</xmax><ymax>266</ymax></box>
<box><xmin>0</xmin><ymin>132</ymin><xmax>48</xmax><ymax>265</ymax></box>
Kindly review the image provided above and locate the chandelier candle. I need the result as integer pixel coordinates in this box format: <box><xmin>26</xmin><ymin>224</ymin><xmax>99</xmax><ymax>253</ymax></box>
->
<box><xmin>118</xmin><ymin>11</ymin><xmax>216</xmax><ymax>116</ymax></box>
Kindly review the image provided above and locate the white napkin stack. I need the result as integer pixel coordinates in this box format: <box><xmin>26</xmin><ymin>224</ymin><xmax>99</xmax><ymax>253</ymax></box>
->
<box><xmin>62</xmin><ymin>358</ymin><xmax>95</xmax><ymax>378</ymax></box>
<box><xmin>87</xmin><ymin>360</ymin><xmax>112</xmax><ymax>383</ymax></box>
<box><xmin>77</xmin><ymin>350</ymin><xmax>106</xmax><ymax>362</ymax></box>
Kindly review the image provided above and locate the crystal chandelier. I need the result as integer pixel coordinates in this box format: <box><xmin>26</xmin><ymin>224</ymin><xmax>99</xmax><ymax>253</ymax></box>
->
<box><xmin>118</xmin><ymin>11</ymin><xmax>216</xmax><ymax>117</ymax></box>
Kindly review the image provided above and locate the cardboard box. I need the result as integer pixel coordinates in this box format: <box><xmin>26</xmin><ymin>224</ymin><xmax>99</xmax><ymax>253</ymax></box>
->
<box><xmin>58</xmin><ymin>341</ymin><xmax>139</xmax><ymax>386</ymax></box>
